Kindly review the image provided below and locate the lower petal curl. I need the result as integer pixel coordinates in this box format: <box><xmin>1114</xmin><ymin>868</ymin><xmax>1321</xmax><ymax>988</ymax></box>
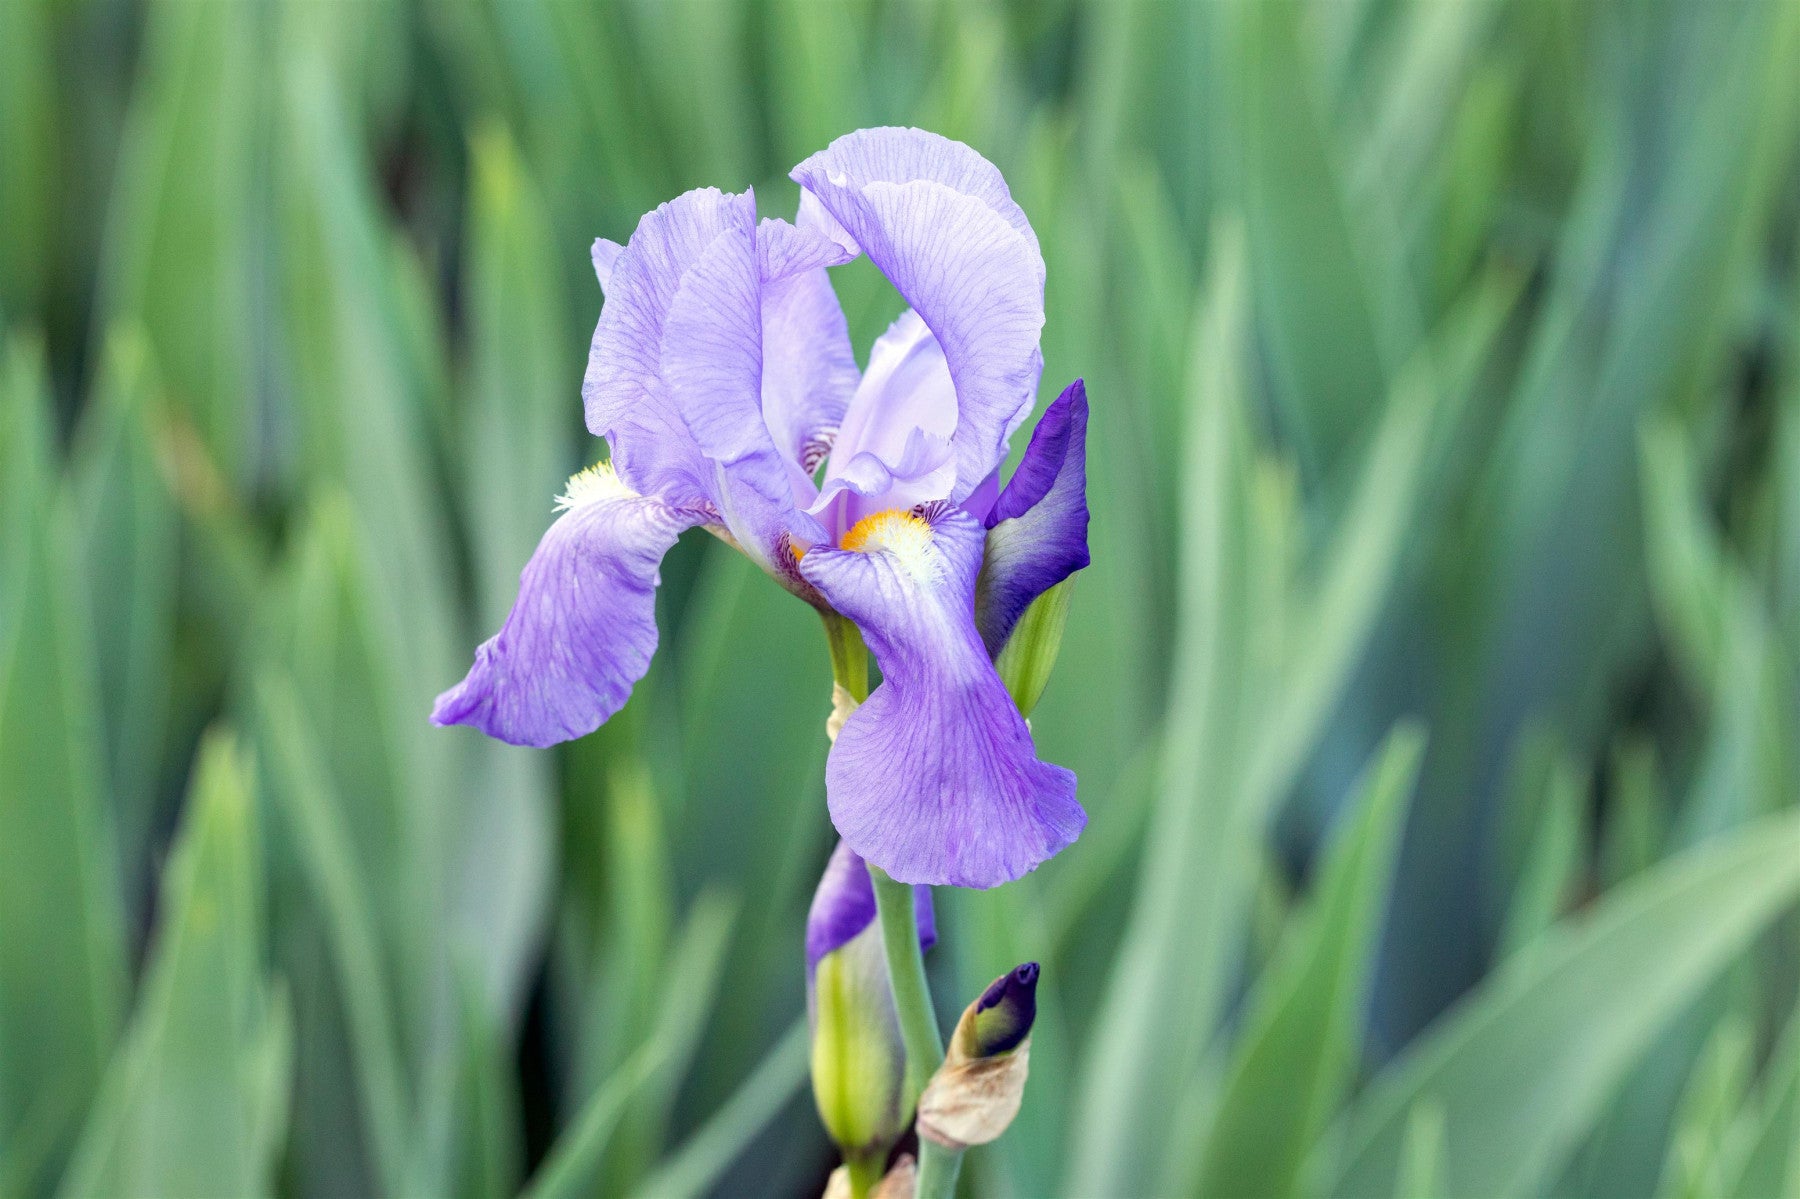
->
<box><xmin>799</xmin><ymin>506</ymin><xmax>1084</xmax><ymax>888</ymax></box>
<box><xmin>432</xmin><ymin>465</ymin><xmax>704</xmax><ymax>747</ymax></box>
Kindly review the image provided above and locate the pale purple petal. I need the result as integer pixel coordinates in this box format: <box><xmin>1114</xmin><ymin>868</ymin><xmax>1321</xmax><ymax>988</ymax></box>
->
<box><xmin>432</xmin><ymin>471</ymin><xmax>705</xmax><ymax>747</ymax></box>
<box><xmin>961</xmin><ymin>468</ymin><xmax>1001</xmax><ymax>525</ymax></box>
<box><xmin>584</xmin><ymin>188</ymin><xmax>752</xmax><ymax>504</ymax></box>
<box><xmin>810</xmin><ymin>426</ymin><xmax>956</xmax><ymax>542</ymax></box>
<box><xmin>792</xmin><ymin>128</ymin><xmax>1046</xmax><ymax>501</ymax></box>
<box><xmin>806</xmin><ymin>840</ymin><xmax>936</xmax><ymax>979</ymax></box>
<box><xmin>757</xmin><ymin>216</ymin><xmax>856</xmax><ymax>281</ymax></box>
<box><xmin>658</xmin><ymin>197</ymin><xmax>819</xmax><ymax>561</ymax></box>
<box><xmin>827</xmin><ymin>310</ymin><xmax>957</xmax><ymax>473</ymax></box>
<box><xmin>591</xmin><ymin>238</ymin><xmax>624</xmax><ymax>291</ymax></box>
<box><xmin>796</xmin><ymin>188</ymin><xmax>858</xmax><ymax>256</ymax></box>
<box><xmin>812</xmin><ymin>309</ymin><xmax>959</xmax><ymax>538</ymax></box>
<box><xmin>976</xmin><ymin>380</ymin><xmax>1090</xmax><ymax>655</ymax></box>
<box><xmin>594</xmin><ymin>191</ymin><xmax>831</xmax><ymax>569</ymax></box>
<box><xmin>758</xmin><ymin>222</ymin><xmax>860</xmax><ymax>486</ymax></box>
<box><xmin>799</xmin><ymin>506</ymin><xmax>1085</xmax><ymax>888</ymax></box>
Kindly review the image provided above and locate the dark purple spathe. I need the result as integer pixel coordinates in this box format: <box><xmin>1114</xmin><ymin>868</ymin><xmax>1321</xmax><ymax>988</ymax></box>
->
<box><xmin>975</xmin><ymin>379</ymin><xmax>1091</xmax><ymax>656</ymax></box>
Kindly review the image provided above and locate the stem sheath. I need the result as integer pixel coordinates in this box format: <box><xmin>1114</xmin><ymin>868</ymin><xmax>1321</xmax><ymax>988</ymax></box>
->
<box><xmin>822</xmin><ymin>610</ymin><xmax>870</xmax><ymax>704</ymax></box>
<box><xmin>915</xmin><ymin>1139</ymin><xmax>964</xmax><ymax>1199</ymax></box>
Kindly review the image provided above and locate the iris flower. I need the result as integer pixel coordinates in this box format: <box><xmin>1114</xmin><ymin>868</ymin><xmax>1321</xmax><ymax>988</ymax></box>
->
<box><xmin>433</xmin><ymin>128</ymin><xmax>1090</xmax><ymax>888</ymax></box>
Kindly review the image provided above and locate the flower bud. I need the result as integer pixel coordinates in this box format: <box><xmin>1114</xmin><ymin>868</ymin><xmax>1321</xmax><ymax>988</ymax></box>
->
<box><xmin>969</xmin><ymin>961</ymin><xmax>1038</xmax><ymax>1057</ymax></box>
<box><xmin>807</xmin><ymin>842</ymin><xmax>935</xmax><ymax>1165</ymax></box>
<box><xmin>993</xmin><ymin>581</ymin><xmax>1071</xmax><ymax>717</ymax></box>
<box><xmin>917</xmin><ymin>964</ymin><xmax>1039</xmax><ymax>1152</ymax></box>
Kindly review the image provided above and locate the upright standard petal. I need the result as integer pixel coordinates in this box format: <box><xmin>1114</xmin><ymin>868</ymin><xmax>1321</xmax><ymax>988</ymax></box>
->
<box><xmin>792</xmin><ymin>128</ymin><xmax>1046</xmax><ymax>501</ymax></box>
<box><xmin>800</xmin><ymin>506</ymin><xmax>1085</xmax><ymax>887</ymax></box>
<box><xmin>658</xmin><ymin>198</ymin><xmax>820</xmax><ymax>562</ymax></box>
<box><xmin>590</xmin><ymin>237</ymin><xmax>624</xmax><ymax>291</ymax></box>
<box><xmin>583</xmin><ymin>187</ymin><xmax>756</xmax><ymax>506</ymax></box>
<box><xmin>432</xmin><ymin>464</ymin><xmax>705</xmax><ymax>748</ymax></box>
<box><xmin>757</xmin><ymin>219</ymin><xmax>860</xmax><ymax>485</ymax></box>
<box><xmin>975</xmin><ymin>380</ymin><xmax>1091</xmax><ymax>655</ymax></box>
<box><xmin>812</xmin><ymin>309</ymin><xmax>960</xmax><ymax>539</ymax></box>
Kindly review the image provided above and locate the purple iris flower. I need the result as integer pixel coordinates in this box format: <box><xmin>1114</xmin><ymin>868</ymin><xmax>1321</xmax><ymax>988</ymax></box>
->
<box><xmin>432</xmin><ymin>128</ymin><xmax>1090</xmax><ymax>888</ymax></box>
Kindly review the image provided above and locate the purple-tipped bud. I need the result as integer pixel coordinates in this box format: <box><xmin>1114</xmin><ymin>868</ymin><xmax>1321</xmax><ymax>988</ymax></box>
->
<box><xmin>919</xmin><ymin>963</ymin><xmax>1040</xmax><ymax>1151</ymax></box>
<box><xmin>970</xmin><ymin>962</ymin><xmax>1038</xmax><ymax>1057</ymax></box>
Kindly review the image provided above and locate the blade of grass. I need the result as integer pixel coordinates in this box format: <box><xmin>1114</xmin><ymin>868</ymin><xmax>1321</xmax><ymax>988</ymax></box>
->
<box><xmin>600</xmin><ymin>889</ymin><xmax>739</xmax><ymax>1194</ymax></box>
<box><xmin>629</xmin><ymin>1019</ymin><xmax>809</xmax><ymax>1199</ymax></box>
<box><xmin>68</xmin><ymin>326</ymin><xmax>178</xmax><ymax>917</ymax></box>
<box><xmin>1652</xmin><ymin>1014</ymin><xmax>1754</xmax><ymax>1199</ymax></box>
<box><xmin>57</xmin><ymin>731</ymin><xmax>288</xmax><ymax>1199</ymax></box>
<box><xmin>0</xmin><ymin>339</ymin><xmax>127</xmax><ymax>1191</ymax></box>
<box><xmin>521</xmin><ymin>1040</ymin><xmax>668</xmax><ymax>1199</ymax></box>
<box><xmin>1327</xmin><ymin>809</ymin><xmax>1800</xmax><ymax>1199</ymax></box>
<box><xmin>1185</xmin><ymin>725</ymin><xmax>1426</xmax><ymax>1199</ymax></box>
<box><xmin>254</xmin><ymin>670</ymin><xmax>410</xmax><ymax>1196</ymax></box>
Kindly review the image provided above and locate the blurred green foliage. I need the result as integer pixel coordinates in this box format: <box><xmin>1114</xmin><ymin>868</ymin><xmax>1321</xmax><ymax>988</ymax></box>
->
<box><xmin>1</xmin><ymin>1</ymin><xmax>1798</xmax><ymax>1196</ymax></box>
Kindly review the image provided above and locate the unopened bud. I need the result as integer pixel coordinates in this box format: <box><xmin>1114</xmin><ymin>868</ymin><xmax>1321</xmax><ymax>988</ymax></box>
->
<box><xmin>917</xmin><ymin>964</ymin><xmax>1039</xmax><ymax>1151</ymax></box>
<box><xmin>970</xmin><ymin>962</ymin><xmax>1038</xmax><ymax>1057</ymax></box>
<box><xmin>807</xmin><ymin>843</ymin><xmax>935</xmax><ymax>1162</ymax></box>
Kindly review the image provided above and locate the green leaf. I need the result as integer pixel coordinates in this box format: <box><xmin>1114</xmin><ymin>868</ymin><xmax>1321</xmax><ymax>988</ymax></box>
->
<box><xmin>1652</xmin><ymin>1014</ymin><xmax>1754</xmax><ymax>1199</ymax></box>
<box><xmin>670</xmin><ymin>545</ymin><xmax>832</xmax><ymax>1105</ymax></box>
<box><xmin>461</xmin><ymin>121</ymin><xmax>575</xmax><ymax>625</ymax></box>
<box><xmin>1328</xmin><ymin>809</ymin><xmax>1800</xmax><ymax>1199</ymax></box>
<box><xmin>1497</xmin><ymin>751</ymin><xmax>1588</xmax><ymax>961</ymax></box>
<box><xmin>0</xmin><ymin>340</ymin><xmax>127</xmax><ymax>1191</ymax></box>
<box><xmin>1639</xmin><ymin>419</ymin><xmax>1732</xmax><ymax>689</ymax></box>
<box><xmin>630</xmin><ymin>1019</ymin><xmax>810</xmax><ymax>1199</ymax></box>
<box><xmin>578</xmin><ymin>759</ymin><xmax>673</xmax><ymax>1098</ymax></box>
<box><xmin>521</xmin><ymin>1041</ymin><xmax>667</xmax><ymax>1199</ymax></box>
<box><xmin>1069</xmin><ymin>221</ymin><xmax>1255</xmax><ymax>1198</ymax></box>
<box><xmin>601</xmin><ymin>890</ymin><xmax>739</xmax><ymax>1195</ymax></box>
<box><xmin>67</xmin><ymin>326</ymin><xmax>179</xmax><ymax>911</ymax></box>
<box><xmin>0</xmin><ymin>0</ymin><xmax>54</xmax><ymax>322</ymax></box>
<box><xmin>1719</xmin><ymin>1001</ymin><xmax>1800</xmax><ymax>1199</ymax></box>
<box><xmin>1599</xmin><ymin>738</ymin><xmax>1665</xmax><ymax>889</ymax></box>
<box><xmin>254</xmin><ymin>668</ymin><xmax>411</xmax><ymax>1197</ymax></box>
<box><xmin>1073</xmin><ymin>218</ymin><xmax>1456</xmax><ymax>1196</ymax></box>
<box><xmin>1220</xmin><ymin>0</ymin><xmax>1403</xmax><ymax>473</ymax></box>
<box><xmin>1393</xmin><ymin>1100</ymin><xmax>1448</xmax><ymax>1199</ymax></box>
<box><xmin>451</xmin><ymin>117</ymin><xmax>561</xmax><ymax>1027</ymax></box>
<box><xmin>1186</xmin><ymin>725</ymin><xmax>1425</xmax><ymax>1199</ymax></box>
<box><xmin>58</xmin><ymin>731</ymin><xmax>289</xmax><ymax>1199</ymax></box>
<box><xmin>99</xmin><ymin>0</ymin><xmax>262</xmax><ymax>483</ymax></box>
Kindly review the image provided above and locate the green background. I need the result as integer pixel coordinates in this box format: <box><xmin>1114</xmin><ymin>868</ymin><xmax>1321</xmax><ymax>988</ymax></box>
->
<box><xmin>2</xmin><ymin>1</ymin><xmax>1799</xmax><ymax>1196</ymax></box>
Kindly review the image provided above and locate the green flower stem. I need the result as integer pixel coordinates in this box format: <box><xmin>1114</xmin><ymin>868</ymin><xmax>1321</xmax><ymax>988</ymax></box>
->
<box><xmin>915</xmin><ymin>1139</ymin><xmax>964</xmax><ymax>1199</ymax></box>
<box><xmin>844</xmin><ymin>1150</ymin><xmax>885</xmax><ymax>1199</ymax></box>
<box><xmin>867</xmin><ymin>863</ymin><xmax>944</xmax><ymax>1106</ymax></box>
